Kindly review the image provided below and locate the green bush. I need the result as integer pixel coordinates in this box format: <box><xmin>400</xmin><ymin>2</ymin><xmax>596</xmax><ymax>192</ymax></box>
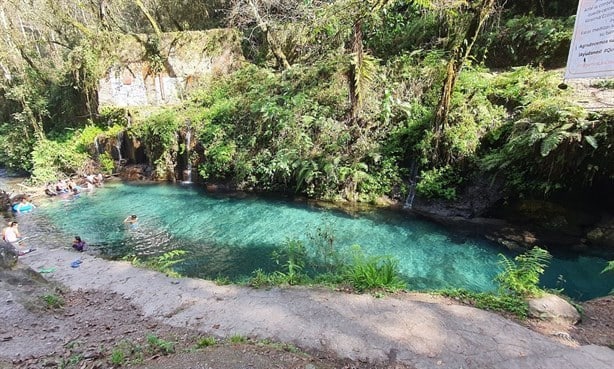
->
<box><xmin>0</xmin><ymin>122</ymin><xmax>35</xmax><ymax>172</ymax></box>
<box><xmin>480</xmin><ymin>97</ymin><xmax>611</xmax><ymax>196</ymax></box>
<box><xmin>196</xmin><ymin>336</ymin><xmax>217</xmax><ymax>348</ymax></box>
<box><xmin>31</xmin><ymin>139</ymin><xmax>89</xmax><ymax>183</ymax></box>
<box><xmin>132</xmin><ymin>110</ymin><xmax>181</xmax><ymax>179</ymax></box>
<box><xmin>482</xmin><ymin>15</ymin><xmax>574</xmax><ymax>68</ymax></box>
<box><xmin>41</xmin><ymin>293</ymin><xmax>65</xmax><ymax>309</ymax></box>
<box><xmin>495</xmin><ymin>247</ymin><xmax>551</xmax><ymax>298</ymax></box>
<box><xmin>146</xmin><ymin>334</ymin><xmax>175</xmax><ymax>355</ymax></box>
<box><xmin>343</xmin><ymin>246</ymin><xmax>406</xmax><ymax>292</ymax></box>
<box><xmin>74</xmin><ymin>125</ymin><xmax>104</xmax><ymax>153</ymax></box>
<box><xmin>98</xmin><ymin>152</ymin><xmax>115</xmax><ymax>174</ymax></box>
<box><xmin>271</xmin><ymin>239</ymin><xmax>308</xmax><ymax>285</ymax></box>
<box><xmin>416</xmin><ymin>165</ymin><xmax>458</xmax><ymax>200</ymax></box>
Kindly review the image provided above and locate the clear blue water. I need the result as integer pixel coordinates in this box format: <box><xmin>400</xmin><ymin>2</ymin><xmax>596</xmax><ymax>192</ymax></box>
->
<box><xmin>29</xmin><ymin>182</ymin><xmax>614</xmax><ymax>300</ymax></box>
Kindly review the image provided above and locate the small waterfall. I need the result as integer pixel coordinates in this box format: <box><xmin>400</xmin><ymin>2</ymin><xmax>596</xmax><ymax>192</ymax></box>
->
<box><xmin>116</xmin><ymin>130</ymin><xmax>124</xmax><ymax>164</ymax></box>
<box><xmin>182</xmin><ymin>121</ymin><xmax>193</xmax><ymax>184</ymax></box>
<box><xmin>94</xmin><ymin>136</ymin><xmax>102</xmax><ymax>155</ymax></box>
<box><xmin>403</xmin><ymin>161</ymin><xmax>420</xmax><ymax>209</ymax></box>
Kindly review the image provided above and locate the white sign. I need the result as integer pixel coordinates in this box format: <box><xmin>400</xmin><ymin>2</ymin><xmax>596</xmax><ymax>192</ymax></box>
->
<box><xmin>565</xmin><ymin>0</ymin><xmax>614</xmax><ymax>79</ymax></box>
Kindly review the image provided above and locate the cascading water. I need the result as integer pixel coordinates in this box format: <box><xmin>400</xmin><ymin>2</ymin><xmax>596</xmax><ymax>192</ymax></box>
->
<box><xmin>182</xmin><ymin>121</ymin><xmax>193</xmax><ymax>184</ymax></box>
<box><xmin>94</xmin><ymin>136</ymin><xmax>102</xmax><ymax>156</ymax></box>
<box><xmin>404</xmin><ymin>160</ymin><xmax>419</xmax><ymax>209</ymax></box>
<box><xmin>115</xmin><ymin>131</ymin><xmax>124</xmax><ymax>165</ymax></box>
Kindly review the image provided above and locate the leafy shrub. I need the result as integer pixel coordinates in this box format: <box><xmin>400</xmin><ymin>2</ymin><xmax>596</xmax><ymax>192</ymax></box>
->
<box><xmin>41</xmin><ymin>293</ymin><xmax>65</xmax><ymax>309</ymax></box>
<box><xmin>98</xmin><ymin>152</ymin><xmax>115</xmax><ymax>174</ymax></box>
<box><xmin>416</xmin><ymin>165</ymin><xmax>458</xmax><ymax>200</ymax></box>
<box><xmin>487</xmin><ymin>67</ymin><xmax>565</xmax><ymax>110</ymax></box>
<box><xmin>74</xmin><ymin>125</ymin><xmax>104</xmax><ymax>153</ymax></box>
<box><xmin>230</xmin><ymin>334</ymin><xmax>247</xmax><ymax>343</ymax></box>
<box><xmin>482</xmin><ymin>15</ymin><xmax>574</xmax><ymax>68</ymax></box>
<box><xmin>480</xmin><ymin>98</ymin><xmax>611</xmax><ymax>196</ymax></box>
<box><xmin>132</xmin><ymin>110</ymin><xmax>180</xmax><ymax>179</ymax></box>
<box><xmin>31</xmin><ymin>139</ymin><xmax>89</xmax><ymax>183</ymax></box>
<box><xmin>146</xmin><ymin>334</ymin><xmax>175</xmax><ymax>355</ymax></box>
<box><xmin>0</xmin><ymin>122</ymin><xmax>35</xmax><ymax>172</ymax></box>
<box><xmin>110</xmin><ymin>349</ymin><xmax>125</xmax><ymax>366</ymax></box>
<box><xmin>343</xmin><ymin>246</ymin><xmax>406</xmax><ymax>292</ymax></box>
<box><xmin>196</xmin><ymin>336</ymin><xmax>217</xmax><ymax>348</ymax></box>
<box><xmin>495</xmin><ymin>247</ymin><xmax>551</xmax><ymax>298</ymax></box>
<box><xmin>365</xmin><ymin>4</ymin><xmax>440</xmax><ymax>60</ymax></box>
<box><xmin>590</xmin><ymin>80</ymin><xmax>614</xmax><ymax>90</ymax></box>
<box><xmin>271</xmin><ymin>239</ymin><xmax>308</xmax><ymax>285</ymax></box>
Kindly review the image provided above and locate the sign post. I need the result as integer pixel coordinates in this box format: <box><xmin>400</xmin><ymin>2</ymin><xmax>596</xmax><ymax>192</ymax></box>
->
<box><xmin>565</xmin><ymin>0</ymin><xmax>614</xmax><ymax>79</ymax></box>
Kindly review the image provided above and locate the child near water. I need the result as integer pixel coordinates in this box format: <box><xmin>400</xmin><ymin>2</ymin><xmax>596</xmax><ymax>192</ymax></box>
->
<box><xmin>72</xmin><ymin>235</ymin><xmax>87</xmax><ymax>252</ymax></box>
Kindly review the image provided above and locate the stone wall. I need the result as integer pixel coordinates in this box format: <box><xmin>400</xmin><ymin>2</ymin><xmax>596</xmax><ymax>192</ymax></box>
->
<box><xmin>98</xmin><ymin>29</ymin><xmax>244</xmax><ymax>107</ymax></box>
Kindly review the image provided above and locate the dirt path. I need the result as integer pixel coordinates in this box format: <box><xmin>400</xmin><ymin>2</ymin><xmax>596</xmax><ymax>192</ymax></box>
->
<box><xmin>4</xmin><ymin>243</ymin><xmax>612</xmax><ymax>369</ymax></box>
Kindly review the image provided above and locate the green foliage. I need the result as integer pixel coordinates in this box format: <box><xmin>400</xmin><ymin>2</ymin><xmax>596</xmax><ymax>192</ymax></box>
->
<box><xmin>230</xmin><ymin>334</ymin><xmax>247</xmax><ymax>344</ymax></box>
<box><xmin>481</xmin><ymin>15</ymin><xmax>574</xmax><ymax>68</ymax></box>
<box><xmin>365</xmin><ymin>3</ymin><xmax>440</xmax><ymax>59</ymax></box>
<box><xmin>196</xmin><ymin>336</ymin><xmax>217</xmax><ymax>348</ymax></box>
<box><xmin>488</xmin><ymin>66</ymin><xmax>565</xmax><ymax>110</ymax></box>
<box><xmin>603</xmin><ymin>260</ymin><xmax>614</xmax><ymax>294</ymax></box>
<box><xmin>74</xmin><ymin>125</ymin><xmax>104</xmax><ymax>153</ymax></box>
<box><xmin>590</xmin><ymin>80</ymin><xmax>614</xmax><ymax>90</ymax></box>
<box><xmin>31</xmin><ymin>139</ymin><xmax>89</xmax><ymax>184</ymax></box>
<box><xmin>495</xmin><ymin>247</ymin><xmax>551</xmax><ymax>298</ymax></box>
<box><xmin>214</xmin><ymin>275</ymin><xmax>231</xmax><ymax>285</ymax></box>
<box><xmin>480</xmin><ymin>98</ymin><xmax>612</xmax><ymax>196</ymax></box>
<box><xmin>440</xmin><ymin>289</ymin><xmax>529</xmax><ymax>318</ymax></box>
<box><xmin>343</xmin><ymin>245</ymin><xmax>406</xmax><ymax>293</ymax></box>
<box><xmin>127</xmin><ymin>250</ymin><xmax>187</xmax><ymax>278</ymax></box>
<box><xmin>132</xmin><ymin>110</ymin><xmax>181</xmax><ymax>179</ymax></box>
<box><xmin>110</xmin><ymin>339</ymin><xmax>144</xmax><ymax>366</ymax></box>
<box><xmin>0</xmin><ymin>122</ymin><xmax>35</xmax><ymax>172</ymax></box>
<box><xmin>146</xmin><ymin>334</ymin><xmax>175</xmax><ymax>355</ymax></box>
<box><xmin>271</xmin><ymin>239</ymin><xmax>308</xmax><ymax>285</ymax></box>
<box><xmin>416</xmin><ymin>165</ymin><xmax>458</xmax><ymax>200</ymax></box>
<box><xmin>248</xmin><ymin>268</ymin><xmax>281</xmax><ymax>288</ymax></box>
<box><xmin>308</xmin><ymin>224</ymin><xmax>343</xmax><ymax>274</ymax></box>
<box><xmin>59</xmin><ymin>353</ymin><xmax>83</xmax><ymax>369</ymax></box>
<box><xmin>41</xmin><ymin>293</ymin><xmax>65</xmax><ymax>309</ymax></box>
<box><xmin>110</xmin><ymin>349</ymin><xmax>125</xmax><ymax>366</ymax></box>
<box><xmin>189</xmin><ymin>59</ymin><xmax>400</xmax><ymax>201</ymax></box>
<box><xmin>98</xmin><ymin>152</ymin><xmax>115</xmax><ymax>174</ymax></box>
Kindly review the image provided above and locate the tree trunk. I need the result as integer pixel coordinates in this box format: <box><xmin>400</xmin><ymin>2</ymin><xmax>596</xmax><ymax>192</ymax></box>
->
<box><xmin>432</xmin><ymin>0</ymin><xmax>496</xmax><ymax>162</ymax></box>
<box><xmin>247</xmin><ymin>0</ymin><xmax>290</xmax><ymax>70</ymax></box>
<box><xmin>348</xmin><ymin>20</ymin><xmax>363</xmax><ymax>120</ymax></box>
<box><xmin>135</xmin><ymin>0</ymin><xmax>162</xmax><ymax>37</ymax></box>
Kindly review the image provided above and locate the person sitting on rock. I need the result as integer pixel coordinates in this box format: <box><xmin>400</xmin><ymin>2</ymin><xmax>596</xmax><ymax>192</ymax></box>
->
<box><xmin>45</xmin><ymin>182</ymin><xmax>58</xmax><ymax>196</ymax></box>
<box><xmin>2</xmin><ymin>221</ymin><xmax>34</xmax><ymax>255</ymax></box>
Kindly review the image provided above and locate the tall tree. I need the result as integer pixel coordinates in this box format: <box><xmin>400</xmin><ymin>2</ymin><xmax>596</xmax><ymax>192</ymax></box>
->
<box><xmin>432</xmin><ymin>0</ymin><xmax>496</xmax><ymax>163</ymax></box>
<box><xmin>228</xmin><ymin>0</ymin><xmax>310</xmax><ymax>70</ymax></box>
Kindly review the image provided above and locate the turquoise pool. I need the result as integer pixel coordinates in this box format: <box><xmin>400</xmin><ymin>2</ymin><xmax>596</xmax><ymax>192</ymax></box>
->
<box><xmin>27</xmin><ymin>182</ymin><xmax>614</xmax><ymax>300</ymax></box>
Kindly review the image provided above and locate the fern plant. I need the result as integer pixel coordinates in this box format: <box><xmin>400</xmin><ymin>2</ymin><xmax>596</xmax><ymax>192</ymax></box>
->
<box><xmin>343</xmin><ymin>245</ymin><xmax>406</xmax><ymax>292</ymax></box>
<box><xmin>495</xmin><ymin>247</ymin><xmax>551</xmax><ymax>298</ymax></box>
<box><xmin>603</xmin><ymin>261</ymin><xmax>614</xmax><ymax>295</ymax></box>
